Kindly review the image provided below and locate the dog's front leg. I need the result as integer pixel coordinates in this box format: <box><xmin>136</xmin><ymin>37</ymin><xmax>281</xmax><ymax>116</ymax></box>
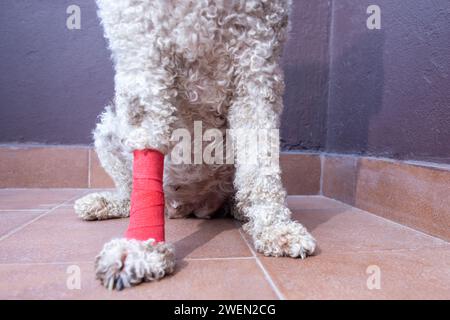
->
<box><xmin>94</xmin><ymin>0</ymin><xmax>178</xmax><ymax>290</ymax></box>
<box><xmin>94</xmin><ymin>81</ymin><xmax>178</xmax><ymax>290</ymax></box>
<box><xmin>229</xmin><ymin>61</ymin><xmax>316</xmax><ymax>259</ymax></box>
<box><xmin>95</xmin><ymin>93</ymin><xmax>178</xmax><ymax>290</ymax></box>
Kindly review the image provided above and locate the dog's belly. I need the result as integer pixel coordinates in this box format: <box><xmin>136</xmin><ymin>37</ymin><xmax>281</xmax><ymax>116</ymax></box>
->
<box><xmin>163</xmin><ymin>123</ymin><xmax>235</xmax><ymax>219</ymax></box>
<box><xmin>163</xmin><ymin>75</ymin><xmax>235</xmax><ymax>219</ymax></box>
<box><xmin>164</xmin><ymin>159</ymin><xmax>235</xmax><ymax>219</ymax></box>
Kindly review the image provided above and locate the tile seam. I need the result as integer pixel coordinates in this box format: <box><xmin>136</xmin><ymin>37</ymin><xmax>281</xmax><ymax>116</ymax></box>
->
<box><xmin>235</xmin><ymin>222</ymin><xmax>286</xmax><ymax>300</ymax></box>
<box><xmin>0</xmin><ymin>193</ymin><xmax>86</xmax><ymax>243</ymax></box>
<box><xmin>0</xmin><ymin>257</ymin><xmax>256</xmax><ymax>267</ymax></box>
<box><xmin>0</xmin><ymin>209</ymin><xmax>47</xmax><ymax>213</ymax></box>
<box><xmin>87</xmin><ymin>148</ymin><xmax>92</xmax><ymax>188</ymax></box>
<box><xmin>319</xmin><ymin>153</ymin><xmax>325</xmax><ymax>195</ymax></box>
<box><xmin>183</xmin><ymin>257</ymin><xmax>255</xmax><ymax>261</ymax></box>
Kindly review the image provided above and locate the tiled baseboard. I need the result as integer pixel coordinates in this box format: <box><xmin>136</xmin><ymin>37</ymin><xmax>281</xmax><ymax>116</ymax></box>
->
<box><xmin>0</xmin><ymin>145</ymin><xmax>91</xmax><ymax>188</ymax></box>
<box><xmin>322</xmin><ymin>154</ymin><xmax>450</xmax><ymax>241</ymax></box>
<box><xmin>0</xmin><ymin>145</ymin><xmax>321</xmax><ymax>193</ymax></box>
<box><xmin>0</xmin><ymin>145</ymin><xmax>448</xmax><ymax>241</ymax></box>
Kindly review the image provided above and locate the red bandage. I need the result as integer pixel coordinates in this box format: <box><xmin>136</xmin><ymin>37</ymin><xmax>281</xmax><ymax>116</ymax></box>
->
<box><xmin>125</xmin><ymin>149</ymin><xmax>165</xmax><ymax>243</ymax></box>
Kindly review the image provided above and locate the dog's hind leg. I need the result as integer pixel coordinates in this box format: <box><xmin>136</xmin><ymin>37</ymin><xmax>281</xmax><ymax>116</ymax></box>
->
<box><xmin>74</xmin><ymin>106</ymin><xmax>132</xmax><ymax>221</ymax></box>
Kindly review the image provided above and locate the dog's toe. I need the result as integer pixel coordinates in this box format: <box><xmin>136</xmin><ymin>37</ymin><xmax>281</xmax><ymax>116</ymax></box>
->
<box><xmin>95</xmin><ymin>238</ymin><xmax>176</xmax><ymax>290</ymax></box>
<box><xmin>74</xmin><ymin>193</ymin><xmax>110</xmax><ymax>221</ymax></box>
<box><xmin>74</xmin><ymin>192</ymin><xmax>129</xmax><ymax>221</ymax></box>
<box><xmin>253</xmin><ymin>221</ymin><xmax>316</xmax><ymax>259</ymax></box>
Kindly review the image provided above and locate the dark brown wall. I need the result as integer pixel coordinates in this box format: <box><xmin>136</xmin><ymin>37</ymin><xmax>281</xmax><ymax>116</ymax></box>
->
<box><xmin>1</xmin><ymin>1</ymin><xmax>449</xmax><ymax>164</ymax></box>
<box><xmin>0</xmin><ymin>1</ymin><xmax>327</xmax><ymax>147</ymax></box>
<box><xmin>0</xmin><ymin>1</ymin><xmax>113</xmax><ymax>145</ymax></box>
<box><xmin>326</xmin><ymin>0</ymin><xmax>450</xmax><ymax>163</ymax></box>
<box><xmin>281</xmin><ymin>0</ymin><xmax>331</xmax><ymax>151</ymax></box>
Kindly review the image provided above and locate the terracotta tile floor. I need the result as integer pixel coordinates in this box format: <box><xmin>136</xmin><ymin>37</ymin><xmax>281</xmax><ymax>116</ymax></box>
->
<box><xmin>0</xmin><ymin>189</ymin><xmax>448</xmax><ymax>300</ymax></box>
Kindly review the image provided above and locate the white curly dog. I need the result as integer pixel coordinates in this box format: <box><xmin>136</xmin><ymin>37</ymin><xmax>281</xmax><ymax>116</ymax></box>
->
<box><xmin>74</xmin><ymin>0</ymin><xmax>316</xmax><ymax>290</ymax></box>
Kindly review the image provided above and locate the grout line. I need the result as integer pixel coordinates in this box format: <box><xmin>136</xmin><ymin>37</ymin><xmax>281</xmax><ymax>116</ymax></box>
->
<box><xmin>183</xmin><ymin>257</ymin><xmax>255</xmax><ymax>262</ymax></box>
<box><xmin>0</xmin><ymin>143</ymin><xmax>92</xmax><ymax>149</ymax></box>
<box><xmin>0</xmin><ymin>261</ymin><xmax>93</xmax><ymax>267</ymax></box>
<box><xmin>0</xmin><ymin>188</ymin><xmax>91</xmax><ymax>191</ymax></box>
<box><xmin>319</xmin><ymin>153</ymin><xmax>325</xmax><ymax>195</ymax></box>
<box><xmin>88</xmin><ymin>148</ymin><xmax>92</xmax><ymax>188</ymax></box>
<box><xmin>0</xmin><ymin>193</ymin><xmax>86</xmax><ymax>243</ymax></box>
<box><xmin>0</xmin><ymin>209</ymin><xmax>46</xmax><ymax>212</ymax></box>
<box><xmin>253</xmin><ymin>257</ymin><xmax>285</xmax><ymax>300</ymax></box>
<box><xmin>235</xmin><ymin>222</ymin><xmax>286</xmax><ymax>300</ymax></box>
<box><xmin>0</xmin><ymin>257</ymin><xmax>256</xmax><ymax>267</ymax></box>
<box><xmin>288</xmin><ymin>194</ymin><xmax>327</xmax><ymax>198</ymax></box>
<box><xmin>320</xmin><ymin>246</ymin><xmax>450</xmax><ymax>255</ymax></box>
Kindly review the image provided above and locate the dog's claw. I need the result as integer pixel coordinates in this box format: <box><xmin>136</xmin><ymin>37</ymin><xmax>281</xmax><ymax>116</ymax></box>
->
<box><xmin>115</xmin><ymin>277</ymin><xmax>124</xmax><ymax>291</ymax></box>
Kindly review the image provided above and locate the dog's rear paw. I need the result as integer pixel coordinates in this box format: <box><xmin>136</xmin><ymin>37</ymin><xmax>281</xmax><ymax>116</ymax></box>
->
<box><xmin>95</xmin><ymin>238</ymin><xmax>176</xmax><ymax>290</ymax></box>
<box><xmin>74</xmin><ymin>192</ymin><xmax>129</xmax><ymax>221</ymax></box>
<box><xmin>252</xmin><ymin>221</ymin><xmax>316</xmax><ymax>259</ymax></box>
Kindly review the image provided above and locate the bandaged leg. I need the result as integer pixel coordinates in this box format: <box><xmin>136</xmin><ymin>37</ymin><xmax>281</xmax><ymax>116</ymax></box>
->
<box><xmin>95</xmin><ymin>149</ymin><xmax>174</xmax><ymax>290</ymax></box>
<box><xmin>125</xmin><ymin>149</ymin><xmax>165</xmax><ymax>243</ymax></box>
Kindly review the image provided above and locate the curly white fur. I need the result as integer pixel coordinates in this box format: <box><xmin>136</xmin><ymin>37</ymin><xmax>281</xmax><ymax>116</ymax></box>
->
<box><xmin>74</xmin><ymin>192</ymin><xmax>129</xmax><ymax>220</ymax></box>
<box><xmin>95</xmin><ymin>239</ymin><xmax>176</xmax><ymax>290</ymax></box>
<box><xmin>74</xmin><ymin>0</ymin><xmax>316</xmax><ymax>290</ymax></box>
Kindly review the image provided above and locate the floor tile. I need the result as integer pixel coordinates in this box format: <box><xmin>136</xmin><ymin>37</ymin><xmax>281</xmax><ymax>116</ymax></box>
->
<box><xmin>0</xmin><ymin>207</ymin><xmax>251</xmax><ymax>264</ymax></box>
<box><xmin>1</xmin><ymin>192</ymin><xmax>447</xmax><ymax>300</ymax></box>
<box><xmin>0</xmin><ymin>260</ymin><xmax>276</xmax><ymax>300</ymax></box>
<box><xmin>168</xmin><ymin>218</ymin><xmax>251</xmax><ymax>259</ymax></box>
<box><xmin>260</xmin><ymin>247</ymin><xmax>450</xmax><ymax>300</ymax></box>
<box><xmin>0</xmin><ymin>208</ymin><xmax>127</xmax><ymax>264</ymax></box>
<box><xmin>0</xmin><ymin>211</ymin><xmax>44</xmax><ymax>237</ymax></box>
<box><xmin>287</xmin><ymin>195</ymin><xmax>350</xmax><ymax>210</ymax></box>
<box><xmin>265</xmin><ymin>196</ymin><xmax>448</xmax><ymax>256</ymax></box>
<box><xmin>293</xmin><ymin>206</ymin><xmax>448</xmax><ymax>255</ymax></box>
<box><xmin>0</xmin><ymin>189</ymin><xmax>86</xmax><ymax>210</ymax></box>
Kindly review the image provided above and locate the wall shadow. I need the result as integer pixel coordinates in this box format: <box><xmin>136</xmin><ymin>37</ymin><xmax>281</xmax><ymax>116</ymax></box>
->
<box><xmin>326</xmin><ymin>30</ymin><xmax>386</xmax><ymax>207</ymax></box>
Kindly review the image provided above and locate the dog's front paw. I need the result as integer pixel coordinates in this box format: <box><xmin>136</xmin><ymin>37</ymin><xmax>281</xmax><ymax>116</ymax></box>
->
<box><xmin>252</xmin><ymin>221</ymin><xmax>316</xmax><ymax>259</ymax></box>
<box><xmin>95</xmin><ymin>238</ymin><xmax>176</xmax><ymax>290</ymax></box>
<box><xmin>74</xmin><ymin>192</ymin><xmax>129</xmax><ymax>221</ymax></box>
<box><xmin>74</xmin><ymin>193</ymin><xmax>109</xmax><ymax>221</ymax></box>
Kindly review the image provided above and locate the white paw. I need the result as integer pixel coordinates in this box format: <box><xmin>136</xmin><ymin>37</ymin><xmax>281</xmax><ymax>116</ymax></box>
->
<box><xmin>252</xmin><ymin>221</ymin><xmax>316</xmax><ymax>259</ymax></box>
<box><xmin>95</xmin><ymin>238</ymin><xmax>176</xmax><ymax>290</ymax></box>
<box><xmin>74</xmin><ymin>193</ymin><xmax>109</xmax><ymax>221</ymax></box>
<box><xmin>74</xmin><ymin>192</ymin><xmax>129</xmax><ymax>221</ymax></box>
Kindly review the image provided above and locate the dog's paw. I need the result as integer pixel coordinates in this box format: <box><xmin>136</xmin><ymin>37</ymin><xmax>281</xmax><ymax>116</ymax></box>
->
<box><xmin>252</xmin><ymin>221</ymin><xmax>316</xmax><ymax>259</ymax></box>
<box><xmin>74</xmin><ymin>192</ymin><xmax>129</xmax><ymax>221</ymax></box>
<box><xmin>74</xmin><ymin>193</ymin><xmax>109</xmax><ymax>221</ymax></box>
<box><xmin>95</xmin><ymin>238</ymin><xmax>176</xmax><ymax>290</ymax></box>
